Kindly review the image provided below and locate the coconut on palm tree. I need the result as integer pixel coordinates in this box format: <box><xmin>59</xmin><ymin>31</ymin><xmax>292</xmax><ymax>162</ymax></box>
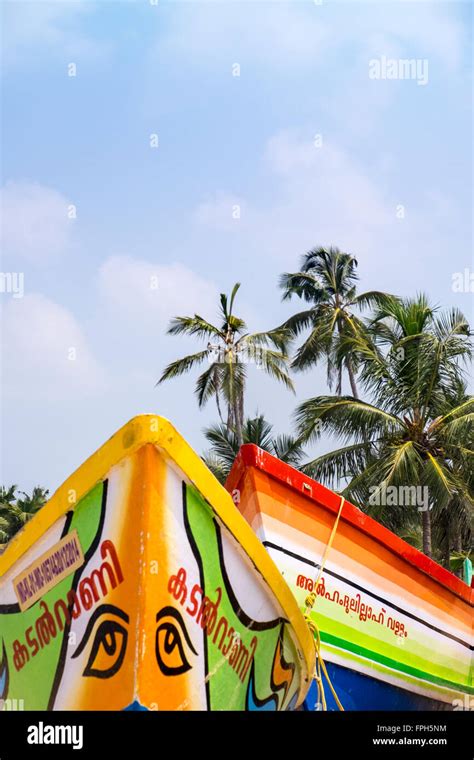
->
<box><xmin>202</xmin><ymin>414</ymin><xmax>306</xmax><ymax>484</ymax></box>
<box><xmin>158</xmin><ymin>283</ymin><xmax>294</xmax><ymax>445</ymax></box>
<box><xmin>279</xmin><ymin>246</ymin><xmax>392</xmax><ymax>398</ymax></box>
<box><xmin>296</xmin><ymin>295</ymin><xmax>473</xmax><ymax>560</ymax></box>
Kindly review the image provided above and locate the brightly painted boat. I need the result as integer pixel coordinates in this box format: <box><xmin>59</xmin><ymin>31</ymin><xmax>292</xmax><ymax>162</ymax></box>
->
<box><xmin>225</xmin><ymin>445</ymin><xmax>474</xmax><ymax>711</ymax></box>
<box><xmin>0</xmin><ymin>417</ymin><xmax>315</xmax><ymax>711</ymax></box>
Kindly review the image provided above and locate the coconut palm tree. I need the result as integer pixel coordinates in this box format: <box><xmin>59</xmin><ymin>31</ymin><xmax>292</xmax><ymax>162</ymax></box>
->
<box><xmin>158</xmin><ymin>283</ymin><xmax>294</xmax><ymax>445</ymax></box>
<box><xmin>279</xmin><ymin>246</ymin><xmax>392</xmax><ymax>398</ymax></box>
<box><xmin>0</xmin><ymin>485</ymin><xmax>17</xmax><ymax>545</ymax></box>
<box><xmin>0</xmin><ymin>486</ymin><xmax>49</xmax><ymax>545</ymax></box>
<box><xmin>202</xmin><ymin>414</ymin><xmax>306</xmax><ymax>484</ymax></box>
<box><xmin>296</xmin><ymin>296</ymin><xmax>473</xmax><ymax>559</ymax></box>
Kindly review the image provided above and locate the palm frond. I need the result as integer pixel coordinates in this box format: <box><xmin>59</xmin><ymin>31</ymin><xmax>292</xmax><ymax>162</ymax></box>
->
<box><xmin>352</xmin><ymin>291</ymin><xmax>398</xmax><ymax>310</ymax></box>
<box><xmin>228</xmin><ymin>282</ymin><xmax>241</xmax><ymax>317</ymax></box>
<box><xmin>279</xmin><ymin>271</ymin><xmax>326</xmax><ymax>303</ymax></box>
<box><xmin>255</xmin><ymin>348</ymin><xmax>295</xmax><ymax>392</ymax></box>
<box><xmin>195</xmin><ymin>363</ymin><xmax>222</xmax><ymax>408</ymax></box>
<box><xmin>295</xmin><ymin>396</ymin><xmax>404</xmax><ymax>444</ymax></box>
<box><xmin>201</xmin><ymin>452</ymin><xmax>230</xmax><ymax>485</ymax></box>
<box><xmin>203</xmin><ymin>423</ymin><xmax>239</xmax><ymax>468</ymax></box>
<box><xmin>271</xmin><ymin>434</ymin><xmax>306</xmax><ymax>467</ymax></box>
<box><xmin>302</xmin><ymin>441</ymin><xmax>377</xmax><ymax>489</ymax></box>
<box><xmin>167</xmin><ymin>315</ymin><xmax>223</xmax><ymax>340</ymax></box>
<box><xmin>157</xmin><ymin>350</ymin><xmax>210</xmax><ymax>384</ymax></box>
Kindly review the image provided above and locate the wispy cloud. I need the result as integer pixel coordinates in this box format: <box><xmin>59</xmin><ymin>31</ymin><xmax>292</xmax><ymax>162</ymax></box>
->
<box><xmin>1</xmin><ymin>181</ymin><xmax>75</xmax><ymax>263</ymax></box>
<box><xmin>97</xmin><ymin>255</ymin><xmax>218</xmax><ymax>334</ymax></box>
<box><xmin>153</xmin><ymin>0</ymin><xmax>465</xmax><ymax>73</ymax></box>
<box><xmin>1</xmin><ymin>293</ymin><xmax>106</xmax><ymax>400</ymax></box>
<box><xmin>2</xmin><ymin>0</ymin><xmax>108</xmax><ymax>70</ymax></box>
<box><xmin>153</xmin><ymin>2</ymin><xmax>329</xmax><ymax>70</ymax></box>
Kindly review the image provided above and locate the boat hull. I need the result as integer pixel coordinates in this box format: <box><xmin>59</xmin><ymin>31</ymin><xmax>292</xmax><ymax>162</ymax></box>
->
<box><xmin>304</xmin><ymin>661</ymin><xmax>457</xmax><ymax>711</ymax></box>
<box><xmin>226</xmin><ymin>445</ymin><xmax>473</xmax><ymax>711</ymax></box>
<box><xmin>0</xmin><ymin>417</ymin><xmax>314</xmax><ymax>711</ymax></box>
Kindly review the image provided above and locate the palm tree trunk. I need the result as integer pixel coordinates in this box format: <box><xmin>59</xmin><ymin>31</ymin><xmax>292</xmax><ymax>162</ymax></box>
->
<box><xmin>422</xmin><ymin>509</ymin><xmax>432</xmax><ymax>558</ymax></box>
<box><xmin>234</xmin><ymin>390</ymin><xmax>244</xmax><ymax>447</ymax></box>
<box><xmin>453</xmin><ymin>528</ymin><xmax>463</xmax><ymax>579</ymax></box>
<box><xmin>226</xmin><ymin>404</ymin><xmax>233</xmax><ymax>432</ymax></box>
<box><xmin>453</xmin><ymin>530</ymin><xmax>462</xmax><ymax>553</ymax></box>
<box><xmin>240</xmin><ymin>388</ymin><xmax>245</xmax><ymax>431</ymax></box>
<box><xmin>234</xmin><ymin>404</ymin><xmax>243</xmax><ymax>447</ymax></box>
<box><xmin>215</xmin><ymin>388</ymin><xmax>224</xmax><ymax>425</ymax></box>
<box><xmin>346</xmin><ymin>359</ymin><xmax>359</xmax><ymax>399</ymax></box>
<box><xmin>443</xmin><ymin>522</ymin><xmax>451</xmax><ymax>570</ymax></box>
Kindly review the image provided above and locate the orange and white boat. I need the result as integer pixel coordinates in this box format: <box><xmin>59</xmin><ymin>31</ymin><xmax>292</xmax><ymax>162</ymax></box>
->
<box><xmin>226</xmin><ymin>444</ymin><xmax>474</xmax><ymax>711</ymax></box>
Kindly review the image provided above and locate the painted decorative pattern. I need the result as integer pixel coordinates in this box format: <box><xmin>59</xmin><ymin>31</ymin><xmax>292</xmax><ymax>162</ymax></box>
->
<box><xmin>0</xmin><ymin>416</ymin><xmax>314</xmax><ymax>711</ymax></box>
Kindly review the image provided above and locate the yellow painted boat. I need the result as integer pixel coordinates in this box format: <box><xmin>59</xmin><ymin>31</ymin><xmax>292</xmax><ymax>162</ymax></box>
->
<box><xmin>0</xmin><ymin>416</ymin><xmax>314</xmax><ymax>711</ymax></box>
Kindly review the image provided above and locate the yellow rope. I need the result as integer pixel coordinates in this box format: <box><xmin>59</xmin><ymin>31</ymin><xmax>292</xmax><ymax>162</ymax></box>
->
<box><xmin>303</xmin><ymin>494</ymin><xmax>345</xmax><ymax>711</ymax></box>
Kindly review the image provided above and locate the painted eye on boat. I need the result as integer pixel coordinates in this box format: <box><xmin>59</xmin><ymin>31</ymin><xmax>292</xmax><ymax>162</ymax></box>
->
<box><xmin>72</xmin><ymin>604</ymin><xmax>129</xmax><ymax>679</ymax></box>
<box><xmin>155</xmin><ymin>606</ymin><xmax>197</xmax><ymax>676</ymax></box>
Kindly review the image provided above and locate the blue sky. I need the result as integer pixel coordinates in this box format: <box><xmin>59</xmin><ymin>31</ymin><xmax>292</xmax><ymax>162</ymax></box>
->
<box><xmin>1</xmin><ymin>0</ymin><xmax>472</xmax><ymax>493</ymax></box>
